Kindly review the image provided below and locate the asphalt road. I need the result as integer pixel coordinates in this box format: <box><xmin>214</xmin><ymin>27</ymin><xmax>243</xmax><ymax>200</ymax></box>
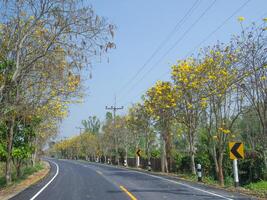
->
<box><xmin>11</xmin><ymin>159</ymin><xmax>256</xmax><ymax>200</ymax></box>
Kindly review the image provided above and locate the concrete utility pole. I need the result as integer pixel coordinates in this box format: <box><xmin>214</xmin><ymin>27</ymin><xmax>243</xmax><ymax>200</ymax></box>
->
<box><xmin>105</xmin><ymin>95</ymin><xmax>123</xmax><ymax>165</ymax></box>
<box><xmin>75</xmin><ymin>126</ymin><xmax>84</xmax><ymax>160</ymax></box>
<box><xmin>75</xmin><ymin>126</ymin><xmax>83</xmax><ymax>136</ymax></box>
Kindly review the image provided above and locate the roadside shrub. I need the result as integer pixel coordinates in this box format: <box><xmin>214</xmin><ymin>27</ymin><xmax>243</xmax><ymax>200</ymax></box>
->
<box><xmin>239</xmin><ymin>150</ymin><xmax>266</xmax><ymax>185</ymax></box>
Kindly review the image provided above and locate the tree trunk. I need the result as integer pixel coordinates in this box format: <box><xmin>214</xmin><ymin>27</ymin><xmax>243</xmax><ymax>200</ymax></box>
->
<box><xmin>115</xmin><ymin>141</ymin><xmax>119</xmax><ymax>165</ymax></box>
<box><xmin>16</xmin><ymin>161</ymin><xmax>22</xmax><ymax>178</ymax></box>
<box><xmin>190</xmin><ymin>152</ymin><xmax>196</xmax><ymax>175</ymax></box>
<box><xmin>218</xmin><ymin>152</ymin><xmax>224</xmax><ymax>186</ymax></box>
<box><xmin>5</xmin><ymin>117</ymin><xmax>15</xmax><ymax>185</ymax></box>
<box><xmin>263</xmin><ymin>120</ymin><xmax>267</xmax><ymax>171</ymax></box>
<box><xmin>31</xmin><ymin>138</ymin><xmax>38</xmax><ymax>166</ymax></box>
<box><xmin>161</xmin><ymin>136</ymin><xmax>168</xmax><ymax>173</ymax></box>
<box><xmin>189</xmin><ymin>140</ymin><xmax>196</xmax><ymax>174</ymax></box>
<box><xmin>188</xmin><ymin>128</ymin><xmax>196</xmax><ymax>175</ymax></box>
<box><xmin>164</xmin><ymin>140</ymin><xmax>169</xmax><ymax>173</ymax></box>
<box><xmin>145</xmin><ymin>131</ymin><xmax>150</xmax><ymax>168</ymax></box>
<box><xmin>212</xmin><ymin>145</ymin><xmax>219</xmax><ymax>180</ymax></box>
<box><xmin>31</xmin><ymin>149</ymin><xmax>37</xmax><ymax>167</ymax></box>
<box><xmin>166</xmin><ymin>131</ymin><xmax>172</xmax><ymax>172</ymax></box>
<box><xmin>211</xmin><ymin>144</ymin><xmax>224</xmax><ymax>185</ymax></box>
<box><xmin>161</xmin><ymin>138</ymin><xmax>165</xmax><ymax>172</ymax></box>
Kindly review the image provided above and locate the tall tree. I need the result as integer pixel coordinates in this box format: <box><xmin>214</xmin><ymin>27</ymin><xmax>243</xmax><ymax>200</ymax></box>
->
<box><xmin>233</xmin><ymin>22</ymin><xmax>267</xmax><ymax>169</ymax></box>
<box><xmin>127</xmin><ymin>103</ymin><xmax>154</xmax><ymax>167</ymax></box>
<box><xmin>171</xmin><ymin>58</ymin><xmax>207</xmax><ymax>175</ymax></box>
<box><xmin>144</xmin><ymin>81</ymin><xmax>177</xmax><ymax>172</ymax></box>
<box><xmin>82</xmin><ymin>116</ymin><xmax>101</xmax><ymax>135</ymax></box>
<box><xmin>0</xmin><ymin>0</ymin><xmax>115</xmax><ymax>184</ymax></box>
<box><xmin>201</xmin><ymin>45</ymin><xmax>242</xmax><ymax>186</ymax></box>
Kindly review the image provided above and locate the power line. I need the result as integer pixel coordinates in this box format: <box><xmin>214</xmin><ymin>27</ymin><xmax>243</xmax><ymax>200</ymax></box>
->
<box><xmin>184</xmin><ymin>0</ymin><xmax>251</xmax><ymax>58</ymax></box>
<box><xmin>119</xmin><ymin>0</ymin><xmax>217</xmax><ymax>103</ymax></box>
<box><xmin>121</xmin><ymin>0</ymin><xmax>254</xmax><ymax>107</ymax></box>
<box><xmin>170</xmin><ymin>1</ymin><xmax>262</xmax><ymax>80</ymax></box>
<box><xmin>117</xmin><ymin>0</ymin><xmax>201</xmax><ymax>97</ymax></box>
<box><xmin>155</xmin><ymin>0</ymin><xmax>252</xmax><ymax>82</ymax></box>
<box><xmin>122</xmin><ymin>69</ymin><xmax>172</xmax><ymax>107</ymax></box>
<box><xmin>120</xmin><ymin>0</ymin><xmax>264</xmax><ymax>110</ymax></box>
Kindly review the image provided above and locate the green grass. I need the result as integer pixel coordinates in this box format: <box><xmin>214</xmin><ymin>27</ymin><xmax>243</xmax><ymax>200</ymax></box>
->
<box><xmin>244</xmin><ymin>181</ymin><xmax>267</xmax><ymax>197</ymax></box>
<box><xmin>0</xmin><ymin>162</ymin><xmax>44</xmax><ymax>188</ymax></box>
<box><xmin>175</xmin><ymin>173</ymin><xmax>234</xmax><ymax>187</ymax></box>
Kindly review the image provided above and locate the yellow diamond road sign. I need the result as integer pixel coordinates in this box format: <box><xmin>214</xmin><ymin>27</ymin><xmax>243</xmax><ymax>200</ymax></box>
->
<box><xmin>136</xmin><ymin>149</ymin><xmax>141</xmax><ymax>157</ymax></box>
<box><xmin>229</xmin><ymin>142</ymin><xmax>244</xmax><ymax>160</ymax></box>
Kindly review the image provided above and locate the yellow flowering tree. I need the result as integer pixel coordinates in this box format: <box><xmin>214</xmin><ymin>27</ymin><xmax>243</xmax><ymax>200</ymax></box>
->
<box><xmin>171</xmin><ymin>58</ymin><xmax>208</xmax><ymax>175</ymax></box>
<box><xmin>52</xmin><ymin>132</ymin><xmax>98</xmax><ymax>161</ymax></box>
<box><xmin>144</xmin><ymin>81</ymin><xmax>177</xmax><ymax>172</ymax></box>
<box><xmin>201</xmin><ymin>45</ymin><xmax>242</xmax><ymax>186</ymax></box>
<box><xmin>0</xmin><ymin>0</ymin><xmax>115</xmax><ymax>184</ymax></box>
<box><xmin>232</xmin><ymin>22</ymin><xmax>267</xmax><ymax>169</ymax></box>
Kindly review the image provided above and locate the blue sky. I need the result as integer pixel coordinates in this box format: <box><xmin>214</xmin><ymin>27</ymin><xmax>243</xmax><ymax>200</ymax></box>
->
<box><xmin>59</xmin><ymin>0</ymin><xmax>267</xmax><ymax>138</ymax></box>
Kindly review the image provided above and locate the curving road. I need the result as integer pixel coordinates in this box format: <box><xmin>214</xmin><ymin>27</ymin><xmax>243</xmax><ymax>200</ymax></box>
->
<box><xmin>11</xmin><ymin>159</ymin><xmax>256</xmax><ymax>200</ymax></box>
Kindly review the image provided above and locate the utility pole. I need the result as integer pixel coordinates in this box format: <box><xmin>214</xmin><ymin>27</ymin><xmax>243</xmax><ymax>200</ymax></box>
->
<box><xmin>75</xmin><ymin>126</ymin><xmax>84</xmax><ymax>160</ymax></box>
<box><xmin>75</xmin><ymin>126</ymin><xmax>83</xmax><ymax>136</ymax></box>
<box><xmin>105</xmin><ymin>95</ymin><xmax>123</xmax><ymax>165</ymax></box>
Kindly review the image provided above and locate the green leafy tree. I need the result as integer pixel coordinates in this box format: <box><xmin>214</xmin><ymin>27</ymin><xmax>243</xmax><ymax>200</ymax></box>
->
<box><xmin>82</xmin><ymin>116</ymin><xmax>101</xmax><ymax>135</ymax></box>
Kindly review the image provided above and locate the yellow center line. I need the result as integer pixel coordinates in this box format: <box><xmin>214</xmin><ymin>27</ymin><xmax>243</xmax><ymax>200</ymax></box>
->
<box><xmin>120</xmin><ymin>185</ymin><xmax>138</xmax><ymax>200</ymax></box>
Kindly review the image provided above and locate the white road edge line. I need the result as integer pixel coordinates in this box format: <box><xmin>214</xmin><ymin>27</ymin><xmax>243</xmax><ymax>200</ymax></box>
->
<box><xmin>29</xmin><ymin>160</ymin><xmax>59</xmax><ymax>200</ymax></box>
<box><xmin>86</xmin><ymin>162</ymin><xmax>233</xmax><ymax>200</ymax></box>
<box><xmin>139</xmin><ymin>172</ymin><xmax>234</xmax><ymax>200</ymax></box>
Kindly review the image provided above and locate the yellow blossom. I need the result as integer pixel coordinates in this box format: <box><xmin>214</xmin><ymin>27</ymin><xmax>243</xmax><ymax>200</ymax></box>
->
<box><xmin>260</xmin><ymin>76</ymin><xmax>266</xmax><ymax>81</ymax></box>
<box><xmin>187</xmin><ymin>103</ymin><xmax>193</xmax><ymax>109</ymax></box>
<box><xmin>218</xmin><ymin>127</ymin><xmax>231</xmax><ymax>134</ymax></box>
<box><xmin>238</xmin><ymin>16</ymin><xmax>245</xmax><ymax>22</ymax></box>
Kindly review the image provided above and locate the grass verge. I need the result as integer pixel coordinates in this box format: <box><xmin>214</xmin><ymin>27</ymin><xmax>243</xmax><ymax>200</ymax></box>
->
<box><xmin>0</xmin><ymin>161</ymin><xmax>50</xmax><ymax>200</ymax></box>
<box><xmin>244</xmin><ymin>181</ymin><xmax>267</xmax><ymax>198</ymax></box>
<box><xmin>0</xmin><ymin>162</ymin><xmax>44</xmax><ymax>189</ymax></box>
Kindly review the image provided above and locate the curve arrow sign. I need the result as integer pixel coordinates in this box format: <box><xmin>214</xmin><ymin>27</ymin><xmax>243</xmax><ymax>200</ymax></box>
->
<box><xmin>136</xmin><ymin>149</ymin><xmax>141</xmax><ymax>157</ymax></box>
<box><xmin>229</xmin><ymin>142</ymin><xmax>244</xmax><ymax>160</ymax></box>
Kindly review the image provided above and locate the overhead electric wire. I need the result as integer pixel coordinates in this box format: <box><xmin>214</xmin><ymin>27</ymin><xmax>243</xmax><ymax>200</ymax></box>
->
<box><xmin>121</xmin><ymin>0</ymin><xmax>255</xmax><ymax>106</ymax></box>
<box><xmin>155</xmin><ymin>0</ymin><xmax>252</xmax><ymax>82</ymax></box>
<box><xmin>184</xmin><ymin>0</ymin><xmax>251</xmax><ymax>58</ymax></box>
<box><xmin>120</xmin><ymin>0</ymin><xmax>217</xmax><ymax>104</ymax></box>
<box><xmin>117</xmin><ymin>0</ymin><xmax>201</xmax><ymax>98</ymax></box>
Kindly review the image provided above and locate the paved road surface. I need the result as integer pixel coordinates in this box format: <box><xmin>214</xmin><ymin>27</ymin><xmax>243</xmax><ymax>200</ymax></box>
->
<box><xmin>11</xmin><ymin>159</ymin><xmax>256</xmax><ymax>200</ymax></box>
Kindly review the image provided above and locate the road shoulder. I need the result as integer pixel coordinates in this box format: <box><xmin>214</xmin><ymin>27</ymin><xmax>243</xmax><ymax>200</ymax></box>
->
<box><xmin>0</xmin><ymin>161</ymin><xmax>50</xmax><ymax>200</ymax></box>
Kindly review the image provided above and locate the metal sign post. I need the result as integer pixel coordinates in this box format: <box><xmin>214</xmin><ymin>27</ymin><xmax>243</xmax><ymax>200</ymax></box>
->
<box><xmin>136</xmin><ymin>149</ymin><xmax>141</xmax><ymax>168</ymax></box>
<box><xmin>233</xmin><ymin>159</ymin><xmax>239</xmax><ymax>187</ymax></box>
<box><xmin>137</xmin><ymin>156</ymin><xmax>140</xmax><ymax>167</ymax></box>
